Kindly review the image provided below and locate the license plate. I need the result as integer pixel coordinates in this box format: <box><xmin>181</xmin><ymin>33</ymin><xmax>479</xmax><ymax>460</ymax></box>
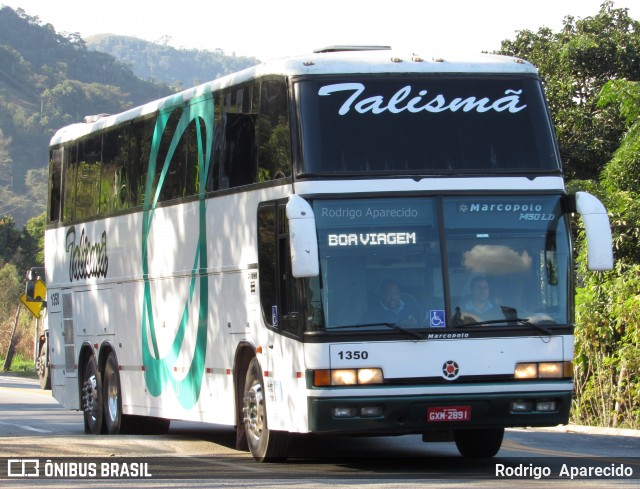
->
<box><xmin>427</xmin><ymin>406</ymin><xmax>471</xmax><ymax>422</ymax></box>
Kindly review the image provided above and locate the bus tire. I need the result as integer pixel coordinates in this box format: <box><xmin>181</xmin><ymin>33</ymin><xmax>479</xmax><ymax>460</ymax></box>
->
<box><xmin>36</xmin><ymin>342</ymin><xmax>51</xmax><ymax>390</ymax></box>
<box><xmin>82</xmin><ymin>354</ymin><xmax>103</xmax><ymax>435</ymax></box>
<box><xmin>242</xmin><ymin>357</ymin><xmax>289</xmax><ymax>462</ymax></box>
<box><xmin>102</xmin><ymin>352</ymin><xmax>123</xmax><ymax>435</ymax></box>
<box><xmin>454</xmin><ymin>427</ymin><xmax>504</xmax><ymax>458</ymax></box>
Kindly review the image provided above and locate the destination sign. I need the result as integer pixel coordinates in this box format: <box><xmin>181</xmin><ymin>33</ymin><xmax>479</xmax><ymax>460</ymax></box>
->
<box><xmin>328</xmin><ymin>231</ymin><xmax>417</xmax><ymax>247</ymax></box>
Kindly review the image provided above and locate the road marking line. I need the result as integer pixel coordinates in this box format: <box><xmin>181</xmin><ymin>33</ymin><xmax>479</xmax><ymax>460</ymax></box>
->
<box><xmin>0</xmin><ymin>386</ymin><xmax>52</xmax><ymax>396</ymax></box>
<box><xmin>0</xmin><ymin>420</ymin><xmax>52</xmax><ymax>433</ymax></box>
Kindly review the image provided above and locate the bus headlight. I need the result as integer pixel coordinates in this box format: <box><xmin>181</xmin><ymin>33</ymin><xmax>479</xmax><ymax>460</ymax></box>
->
<box><xmin>357</xmin><ymin>368</ymin><xmax>383</xmax><ymax>384</ymax></box>
<box><xmin>332</xmin><ymin>369</ymin><xmax>357</xmax><ymax>385</ymax></box>
<box><xmin>514</xmin><ymin>362</ymin><xmax>572</xmax><ymax>379</ymax></box>
<box><xmin>514</xmin><ymin>363</ymin><xmax>537</xmax><ymax>379</ymax></box>
<box><xmin>538</xmin><ymin>362</ymin><xmax>563</xmax><ymax>378</ymax></box>
<box><xmin>313</xmin><ymin>368</ymin><xmax>384</xmax><ymax>386</ymax></box>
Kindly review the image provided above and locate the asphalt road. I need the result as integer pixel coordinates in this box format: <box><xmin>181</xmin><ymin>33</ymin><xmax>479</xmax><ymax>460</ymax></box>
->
<box><xmin>1</xmin><ymin>374</ymin><xmax>639</xmax><ymax>488</ymax></box>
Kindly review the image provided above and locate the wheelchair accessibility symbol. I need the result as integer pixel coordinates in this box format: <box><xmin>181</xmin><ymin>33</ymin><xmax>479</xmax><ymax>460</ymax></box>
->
<box><xmin>429</xmin><ymin>310</ymin><xmax>446</xmax><ymax>328</ymax></box>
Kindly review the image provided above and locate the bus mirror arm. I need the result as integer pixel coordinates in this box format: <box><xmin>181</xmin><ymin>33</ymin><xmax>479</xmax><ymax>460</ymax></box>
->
<box><xmin>25</xmin><ymin>268</ymin><xmax>47</xmax><ymax>307</ymax></box>
<box><xmin>25</xmin><ymin>279</ymin><xmax>35</xmax><ymax>300</ymax></box>
<box><xmin>286</xmin><ymin>195</ymin><xmax>320</xmax><ymax>278</ymax></box>
<box><xmin>574</xmin><ymin>191</ymin><xmax>614</xmax><ymax>271</ymax></box>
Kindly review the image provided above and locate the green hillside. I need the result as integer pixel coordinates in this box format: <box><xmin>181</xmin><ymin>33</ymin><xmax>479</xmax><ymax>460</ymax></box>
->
<box><xmin>0</xmin><ymin>6</ymin><xmax>258</xmax><ymax>226</ymax></box>
<box><xmin>0</xmin><ymin>7</ymin><xmax>173</xmax><ymax>224</ymax></box>
<box><xmin>86</xmin><ymin>34</ymin><xmax>260</xmax><ymax>89</ymax></box>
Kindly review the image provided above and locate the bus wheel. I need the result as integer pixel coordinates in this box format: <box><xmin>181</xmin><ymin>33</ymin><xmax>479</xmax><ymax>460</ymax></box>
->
<box><xmin>242</xmin><ymin>357</ymin><xmax>289</xmax><ymax>462</ymax></box>
<box><xmin>36</xmin><ymin>342</ymin><xmax>51</xmax><ymax>390</ymax></box>
<box><xmin>82</xmin><ymin>355</ymin><xmax>103</xmax><ymax>435</ymax></box>
<box><xmin>454</xmin><ymin>428</ymin><xmax>504</xmax><ymax>458</ymax></box>
<box><xmin>102</xmin><ymin>352</ymin><xmax>123</xmax><ymax>434</ymax></box>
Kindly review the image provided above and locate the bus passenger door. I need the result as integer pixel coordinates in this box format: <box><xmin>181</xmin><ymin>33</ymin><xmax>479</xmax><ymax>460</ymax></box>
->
<box><xmin>277</xmin><ymin>209</ymin><xmax>302</xmax><ymax>337</ymax></box>
<box><xmin>257</xmin><ymin>201</ymin><xmax>303</xmax><ymax>336</ymax></box>
<box><xmin>257</xmin><ymin>201</ymin><xmax>305</xmax><ymax>431</ymax></box>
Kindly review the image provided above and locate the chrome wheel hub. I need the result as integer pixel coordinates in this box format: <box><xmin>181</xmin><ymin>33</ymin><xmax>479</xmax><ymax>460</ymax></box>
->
<box><xmin>243</xmin><ymin>381</ymin><xmax>265</xmax><ymax>441</ymax></box>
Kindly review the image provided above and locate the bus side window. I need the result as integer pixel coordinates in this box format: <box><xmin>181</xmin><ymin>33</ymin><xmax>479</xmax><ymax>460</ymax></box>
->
<box><xmin>48</xmin><ymin>149</ymin><xmax>63</xmax><ymax>223</ymax></box>
<box><xmin>75</xmin><ymin>137</ymin><xmax>102</xmax><ymax>220</ymax></box>
<box><xmin>62</xmin><ymin>143</ymin><xmax>78</xmax><ymax>223</ymax></box>
<box><xmin>209</xmin><ymin>96</ymin><xmax>223</xmax><ymax>192</ymax></box>
<box><xmin>218</xmin><ymin>86</ymin><xmax>258</xmax><ymax>189</ymax></box>
<box><xmin>100</xmin><ymin>130</ymin><xmax>118</xmax><ymax>214</ymax></box>
<box><xmin>152</xmin><ymin>106</ymin><xmax>205</xmax><ymax>202</ymax></box>
<box><xmin>182</xmin><ymin>118</ymin><xmax>201</xmax><ymax>196</ymax></box>
<box><xmin>132</xmin><ymin>118</ymin><xmax>155</xmax><ymax>208</ymax></box>
<box><xmin>258</xmin><ymin>79</ymin><xmax>291</xmax><ymax>181</ymax></box>
<box><xmin>225</xmin><ymin>113</ymin><xmax>257</xmax><ymax>187</ymax></box>
<box><xmin>154</xmin><ymin>108</ymin><xmax>183</xmax><ymax>202</ymax></box>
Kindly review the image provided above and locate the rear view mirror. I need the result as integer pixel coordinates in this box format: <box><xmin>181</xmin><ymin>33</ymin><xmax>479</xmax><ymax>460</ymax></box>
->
<box><xmin>574</xmin><ymin>191</ymin><xmax>614</xmax><ymax>271</ymax></box>
<box><xmin>286</xmin><ymin>195</ymin><xmax>319</xmax><ymax>277</ymax></box>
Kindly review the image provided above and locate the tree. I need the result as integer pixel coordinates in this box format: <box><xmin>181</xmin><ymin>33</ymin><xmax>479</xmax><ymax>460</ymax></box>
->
<box><xmin>598</xmin><ymin>80</ymin><xmax>640</xmax><ymax>263</ymax></box>
<box><xmin>0</xmin><ymin>129</ymin><xmax>13</xmax><ymax>188</ymax></box>
<box><xmin>0</xmin><ymin>263</ymin><xmax>21</xmax><ymax>324</ymax></box>
<box><xmin>500</xmin><ymin>2</ymin><xmax>640</xmax><ymax>429</ymax></box>
<box><xmin>571</xmin><ymin>80</ymin><xmax>640</xmax><ymax>429</ymax></box>
<box><xmin>498</xmin><ymin>1</ymin><xmax>640</xmax><ymax>181</ymax></box>
<box><xmin>17</xmin><ymin>212</ymin><xmax>46</xmax><ymax>271</ymax></box>
<box><xmin>0</xmin><ymin>216</ymin><xmax>20</xmax><ymax>265</ymax></box>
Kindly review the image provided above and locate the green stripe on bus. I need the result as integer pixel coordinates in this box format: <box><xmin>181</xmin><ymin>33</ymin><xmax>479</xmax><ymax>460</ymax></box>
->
<box><xmin>141</xmin><ymin>92</ymin><xmax>214</xmax><ymax>409</ymax></box>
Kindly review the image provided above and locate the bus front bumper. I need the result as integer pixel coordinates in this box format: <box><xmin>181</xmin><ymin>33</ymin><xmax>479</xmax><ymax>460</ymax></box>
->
<box><xmin>307</xmin><ymin>390</ymin><xmax>572</xmax><ymax>434</ymax></box>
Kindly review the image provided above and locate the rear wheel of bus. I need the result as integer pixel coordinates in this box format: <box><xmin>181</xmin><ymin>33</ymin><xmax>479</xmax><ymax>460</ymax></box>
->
<box><xmin>103</xmin><ymin>352</ymin><xmax>124</xmax><ymax>434</ymax></box>
<box><xmin>242</xmin><ymin>357</ymin><xmax>289</xmax><ymax>462</ymax></box>
<box><xmin>36</xmin><ymin>342</ymin><xmax>51</xmax><ymax>390</ymax></box>
<box><xmin>82</xmin><ymin>354</ymin><xmax>103</xmax><ymax>434</ymax></box>
<box><xmin>454</xmin><ymin>427</ymin><xmax>504</xmax><ymax>458</ymax></box>
<box><xmin>102</xmin><ymin>351</ymin><xmax>171</xmax><ymax>435</ymax></box>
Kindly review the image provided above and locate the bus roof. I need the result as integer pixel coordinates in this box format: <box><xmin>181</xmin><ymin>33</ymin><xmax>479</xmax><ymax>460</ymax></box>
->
<box><xmin>50</xmin><ymin>49</ymin><xmax>538</xmax><ymax>146</ymax></box>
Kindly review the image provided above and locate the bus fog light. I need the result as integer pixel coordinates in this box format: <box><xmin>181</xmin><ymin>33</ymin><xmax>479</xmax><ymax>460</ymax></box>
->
<box><xmin>536</xmin><ymin>400</ymin><xmax>557</xmax><ymax>412</ymax></box>
<box><xmin>360</xmin><ymin>406</ymin><xmax>383</xmax><ymax>417</ymax></box>
<box><xmin>333</xmin><ymin>407</ymin><xmax>357</xmax><ymax>418</ymax></box>
<box><xmin>511</xmin><ymin>400</ymin><xmax>533</xmax><ymax>412</ymax></box>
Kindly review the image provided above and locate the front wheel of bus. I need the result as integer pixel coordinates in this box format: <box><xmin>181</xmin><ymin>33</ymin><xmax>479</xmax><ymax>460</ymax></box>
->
<box><xmin>103</xmin><ymin>352</ymin><xmax>123</xmax><ymax>434</ymax></box>
<box><xmin>454</xmin><ymin>427</ymin><xmax>504</xmax><ymax>458</ymax></box>
<box><xmin>242</xmin><ymin>357</ymin><xmax>289</xmax><ymax>462</ymax></box>
<box><xmin>82</xmin><ymin>355</ymin><xmax>103</xmax><ymax>435</ymax></box>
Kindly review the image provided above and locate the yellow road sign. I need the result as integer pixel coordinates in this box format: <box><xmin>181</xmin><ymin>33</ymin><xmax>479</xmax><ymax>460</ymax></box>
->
<box><xmin>19</xmin><ymin>279</ymin><xmax>47</xmax><ymax>318</ymax></box>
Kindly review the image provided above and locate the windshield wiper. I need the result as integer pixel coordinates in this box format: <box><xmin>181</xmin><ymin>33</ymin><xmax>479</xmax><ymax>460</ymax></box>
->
<box><xmin>328</xmin><ymin>322</ymin><xmax>425</xmax><ymax>341</ymax></box>
<box><xmin>452</xmin><ymin>306</ymin><xmax>553</xmax><ymax>335</ymax></box>
<box><xmin>515</xmin><ymin>317</ymin><xmax>553</xmax><ymax>336</ymax></box>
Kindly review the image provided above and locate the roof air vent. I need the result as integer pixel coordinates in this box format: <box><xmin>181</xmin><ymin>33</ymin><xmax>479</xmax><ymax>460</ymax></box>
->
<box><xmin>313</xmin><ymin>45</ymin><xmax>392</xmax><ymax>53</ymax></box>
<box><xmin>84</xmin><ymin>114</ymin><xmax>110</xmax><ymax>124</ymax></box>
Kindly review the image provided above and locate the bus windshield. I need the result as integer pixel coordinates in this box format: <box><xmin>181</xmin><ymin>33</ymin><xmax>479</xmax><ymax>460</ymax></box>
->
<box><xmin>306</xmin><ymin>196</ymin><xmax>570</xmax><ymax>333</ymax></box>
<box><xmin>295</xmin><ymin>75</ymin><xmax>561</xmax><ymax>176</ymax></box>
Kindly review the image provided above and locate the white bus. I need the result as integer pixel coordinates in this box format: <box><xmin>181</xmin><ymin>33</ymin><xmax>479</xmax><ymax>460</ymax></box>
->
<box><xmin>44</xmin><ymin>46</ymin><xmax>613</xmax><ymax>461</ymax></box>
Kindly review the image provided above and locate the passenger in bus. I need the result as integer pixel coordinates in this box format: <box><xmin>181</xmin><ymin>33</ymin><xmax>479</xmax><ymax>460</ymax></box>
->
<box><xmin>365</xmin><ymin>279</ymin><xmax>420</xmax><ymax>326</ymax></box>
<box><xmin>462</xmin><ymin>276</ymin><xmax>498</xmax><ymax>318</ymax></box>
